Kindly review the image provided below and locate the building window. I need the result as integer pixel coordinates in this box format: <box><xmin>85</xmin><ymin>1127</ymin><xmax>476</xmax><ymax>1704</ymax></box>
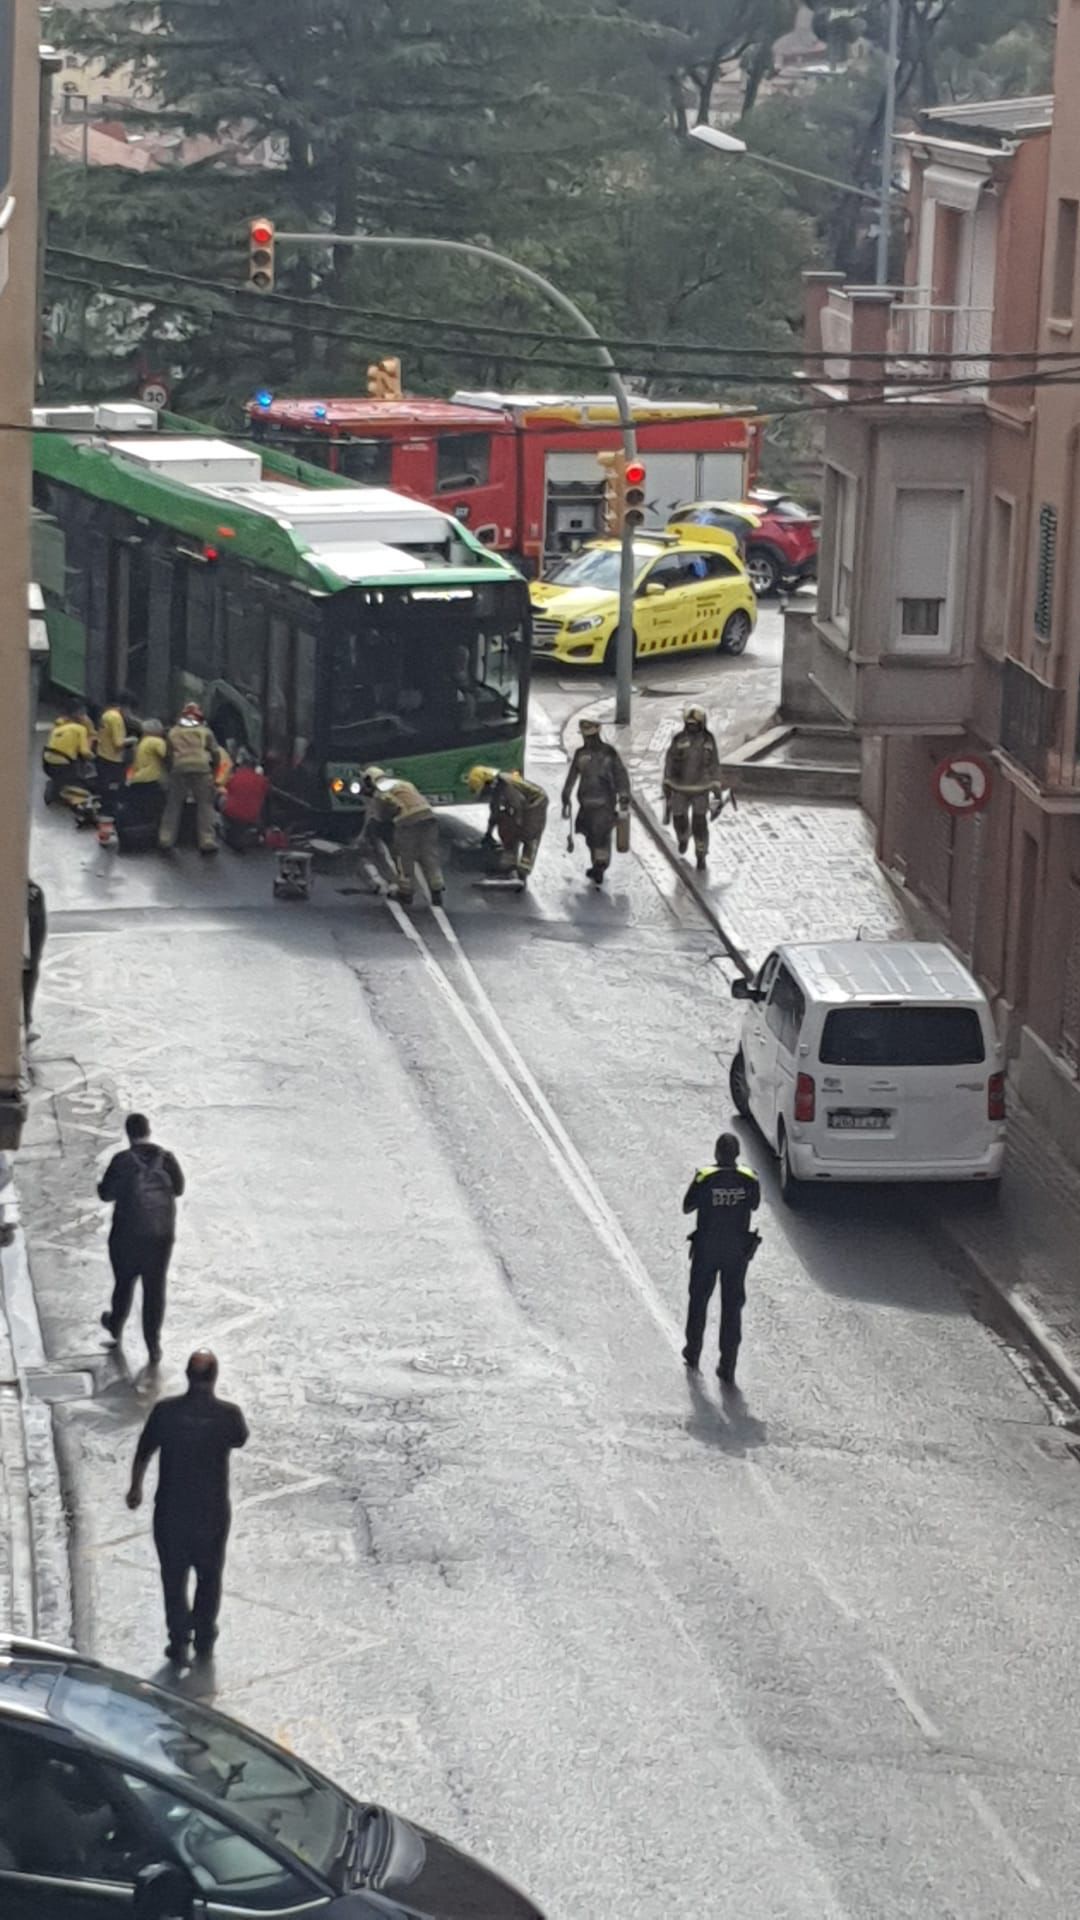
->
<box><xmin>888</xmin><ymin>487</ymin><xmax>962</xmax><ymax>656</ymax></box>
<box><xmin>900</xmin><ymin>597</ymin><xmax>943</xmax><ymax>637</ymax></box>
<box><xmin>1034</xmin><ymin>503</ymin><xmax>1057</xmax><ymax>642</ymax></box>
<box><xmin>824</xmin><ymin>465</ymin><xmax>856</xmax><ymax>633</ymax></box>
<box><xmin>1052</xmin><ymin>198</ymin><xmax>1078</xmax><ymax>321</ymax></box>
<box><xmin>984</xmin><ymin>493</ymin><xmax>1014</xmax><ymax>652</ymax></box>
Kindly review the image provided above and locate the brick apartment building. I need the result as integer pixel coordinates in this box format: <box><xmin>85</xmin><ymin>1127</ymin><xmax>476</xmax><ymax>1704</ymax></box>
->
<box><xmin>794</xmin><ymin>4</ymin><xmax>1080</xmax><ymax>1163</ymax></box>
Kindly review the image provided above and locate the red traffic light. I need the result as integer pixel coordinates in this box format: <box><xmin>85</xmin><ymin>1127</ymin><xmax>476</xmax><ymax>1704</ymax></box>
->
<box><xmin>624</xmin><ymin>460</ymin><xmax>646</xmax><ymax>487</ymax></box>
<box><xmin>250</xmin><ymin>218</ymin><xmax>274</xmax><ymax>247</ymax></box>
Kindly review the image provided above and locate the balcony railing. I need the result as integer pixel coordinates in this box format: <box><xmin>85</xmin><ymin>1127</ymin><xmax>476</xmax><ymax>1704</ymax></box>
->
<box><xmin>999</xmin><ymin>658</ymin><xmax>1080</xmax><ymax>791</ymax></box>
<box><xmin>819</xmin><ymin>287</ymin><xmax>993</xmax><ymax>397</ymax></box>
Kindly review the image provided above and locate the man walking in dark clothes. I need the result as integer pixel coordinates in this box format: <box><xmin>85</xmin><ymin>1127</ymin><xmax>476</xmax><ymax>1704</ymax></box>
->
<box><xmin>682</xmin><ymin>1132</ymin><xmax>761</xmax><ymax>1384</ymax></box>
<box><xmin>98</xmin><ymin>1113</ymin><xmax>185</xmax><ymax>1366</ymax></box>
<box><xmin>127</xmin><ymin>1349</ymin><xmax>248</xmax><ymax>1666</ymax></box>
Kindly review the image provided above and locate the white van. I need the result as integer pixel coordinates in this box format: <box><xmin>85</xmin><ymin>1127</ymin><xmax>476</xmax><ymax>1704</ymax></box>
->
<box><xmin>729</xmin><ymin>941</ymin><xmax>1005</xmax><ymax>1204</ymax></box>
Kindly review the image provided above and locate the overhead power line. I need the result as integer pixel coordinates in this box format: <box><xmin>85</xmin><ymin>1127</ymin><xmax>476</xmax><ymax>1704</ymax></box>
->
<box><xmin>44</xmin><ymin>264</ymin><xmax>1080</xmax><ymax>412</ymax></box>
<box><xmin>45</xmin><ymin>244</ymin><xmax>1073</xmax><ymax>369</ymax></box>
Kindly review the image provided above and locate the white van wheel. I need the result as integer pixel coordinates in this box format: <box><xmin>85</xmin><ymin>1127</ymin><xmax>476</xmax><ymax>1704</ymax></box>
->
<box><xmin>729</xmin><ymin>1049</ymin><xmax>751</xmax><ymax>1119</ymax></box>
<box><xmin>778</xmin><ymin>1128</ymin><xmax>803</xmax><ymax>1208</ymax></box>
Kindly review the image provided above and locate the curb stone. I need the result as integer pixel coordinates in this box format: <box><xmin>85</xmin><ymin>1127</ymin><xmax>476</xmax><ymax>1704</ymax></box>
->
<box><xmin>0</xmin><ymin>1156</ymin><xmax>74</xmax><ymax>1642</ymax></box>
<box><xmin>931</xmin><ymin>1208</ymin><xmax>1080</xmax><ymax>1415</ymax></box>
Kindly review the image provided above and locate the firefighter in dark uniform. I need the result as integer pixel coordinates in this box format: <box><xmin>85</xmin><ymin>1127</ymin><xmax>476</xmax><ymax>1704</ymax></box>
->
<box><xmin>663</xmin><ymin>704</ymin><xmax>726</xmax><ymax>871</ymax></box>
<box><xmin>681</xmin><ymin>1132</ymin><xmax>761</xmax><ymax>1383</ymax></box>
<box><xmin>561</xmin><ymin>716</ymin><xmax>631</xmax><ymax>886</ymax></box>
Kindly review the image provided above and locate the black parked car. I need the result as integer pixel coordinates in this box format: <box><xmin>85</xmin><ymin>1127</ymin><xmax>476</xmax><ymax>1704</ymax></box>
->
<box><xmin>0</xmin><ymin>1638</ymin><xmax>544</xmax><ymax>1919</ymax></box>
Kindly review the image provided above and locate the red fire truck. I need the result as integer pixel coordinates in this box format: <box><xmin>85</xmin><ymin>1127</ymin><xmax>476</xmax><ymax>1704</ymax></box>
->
<box><xmin>246</xmin><ymin>388</ymin><xmax>760</xmax><ymax>575</ymax></box>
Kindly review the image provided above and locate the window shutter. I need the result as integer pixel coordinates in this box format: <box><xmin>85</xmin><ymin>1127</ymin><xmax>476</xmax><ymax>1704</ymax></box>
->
<box><xmin>1034</xmin><ymin>504</ymin><xmax>1057</xmax><ymax>642</ymax></box>
<box><xmin>890</xmin><ymin>488</ymin><xmax>960</xmax><ymax>654</ymax></box>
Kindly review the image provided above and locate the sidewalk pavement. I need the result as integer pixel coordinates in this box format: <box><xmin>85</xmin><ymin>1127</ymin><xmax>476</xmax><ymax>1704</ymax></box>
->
<box><xmin>0</xmin><ymin>1153</ymin><xmax>74</xmax><ymax>1641</ymax></box>
<box><xmin>570</xmin><ymin>687</ymin><xmax>1080</xmax><ymax>1420</ymax></box>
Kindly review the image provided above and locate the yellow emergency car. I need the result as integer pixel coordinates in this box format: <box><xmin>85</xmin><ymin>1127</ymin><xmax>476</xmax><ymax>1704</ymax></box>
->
<box><xmin>529</xmin><ymin>531</ymin><xmax>756</xmax><ymax>669</ymax></box>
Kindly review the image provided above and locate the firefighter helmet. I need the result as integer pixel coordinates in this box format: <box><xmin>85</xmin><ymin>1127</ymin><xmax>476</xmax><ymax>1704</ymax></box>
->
<box><xmin>466</xmin><ymin>765</ymin><xmax>499</xmax><ymax>795</ymax></box>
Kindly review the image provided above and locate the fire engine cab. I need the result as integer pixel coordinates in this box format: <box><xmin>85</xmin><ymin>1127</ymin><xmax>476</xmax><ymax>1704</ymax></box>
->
<box><xmin>247</xmin><ymin>388</ymin><xmax>759</xmax><ymax>575</ymax></box>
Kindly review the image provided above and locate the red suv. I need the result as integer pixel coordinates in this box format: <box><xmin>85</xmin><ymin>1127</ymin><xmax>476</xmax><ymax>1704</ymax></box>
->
<box><xmin>668</xmin><ymin>489</ymin><xmax>819</xmax><ymax>597</ymax></box>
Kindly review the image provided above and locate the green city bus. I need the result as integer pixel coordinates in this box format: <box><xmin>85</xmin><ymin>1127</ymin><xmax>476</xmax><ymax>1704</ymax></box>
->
<box><xmin>31</xmin><ymin>403</ymin><xmax>531</xmax><ymax>823</ymax></box>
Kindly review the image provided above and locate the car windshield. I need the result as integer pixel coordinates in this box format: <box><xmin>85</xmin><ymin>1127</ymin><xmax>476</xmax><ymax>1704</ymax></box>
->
<box><xmin>819</xmin><ymin>1005</ymin><xmax>985</xmax><ymax>1067</ymax></box>
<box><xmin>545</xmin><ymin>545</ymin><xmax>657</xmax><ymax>591</ymax></box>
<box><xmin>17</xmin><ymin>1664</ymin><xmax>352</xmax><ymax>1879</ymax></box>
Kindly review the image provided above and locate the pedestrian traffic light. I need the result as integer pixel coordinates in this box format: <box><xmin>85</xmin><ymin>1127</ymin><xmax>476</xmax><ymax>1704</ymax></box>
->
<box><xmin>597</xmin><ymin>449</ymin><xmax>627</xmax><ymax>534</ymax></box>
<box><xmin>366</xmin><ymin>356</ymin><xmax>403</xmax><ymax>399</ymax></box>
<box><xmin>248</xmin><ymin>218</ymin><xmax>276</xmax><ymax>294</ymax></box>
<box><xmin>624</xmin><ymin>459</ymin><xmax>647</xmax><ymax>531</ymax></box>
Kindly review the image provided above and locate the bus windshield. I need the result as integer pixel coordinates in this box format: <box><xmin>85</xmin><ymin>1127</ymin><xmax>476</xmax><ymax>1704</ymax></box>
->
<box><xmin>329</xmin><ymin>583</ymin><xmax>528</xmax><ymax>758</ymax></box>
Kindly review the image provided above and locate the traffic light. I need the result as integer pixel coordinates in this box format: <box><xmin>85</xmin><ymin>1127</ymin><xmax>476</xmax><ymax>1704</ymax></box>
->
<box><xmin>248</xmin><ymin>217</ymin><xmax>276</xmax><ymax>294</ymax></box>
<box><xmin>597</xmin><ymin>450</ymin><xmax>627</xmax><ymax>534</ymax></box>
<box><xmin>624</xmin><ymin>459</ymin><xmax>647</xmax><ymax>531</ymax></box>
<box><xmin>366</xmin><ymin>356</ymin><xmax>403</xmax><ymax>399</ymax></box>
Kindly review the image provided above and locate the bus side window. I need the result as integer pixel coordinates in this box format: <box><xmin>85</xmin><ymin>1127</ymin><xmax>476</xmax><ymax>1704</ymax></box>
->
<box><xmin>184</xmin><ymin>565</ymin><xmax>216</xmax><ymax>680</ymax></box>
<box><xmin>225</xmin><ymin>592</ymin><xmax>264</xmax><ymax>701</ymax></box>
<box><xmin>294</xmin><ymin>627</ymin><xmax>317</xmax><ymax>765</ymax></box>
<box><xmin>147</xmin><ymin>550</ymin><xmax>177</xmax><ymax>717</ymax></box>
<box><xmin>266</xmin><ymin>615</ymin><xmax>291</xmax><ymax>761</ymax></box>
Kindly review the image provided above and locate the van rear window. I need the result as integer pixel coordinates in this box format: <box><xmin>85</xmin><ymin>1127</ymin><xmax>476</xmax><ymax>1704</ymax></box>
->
<box><xmin>819</xmin><ymin>1006</ymin><xmax>985</xmax><ymax>1067</ymax></box>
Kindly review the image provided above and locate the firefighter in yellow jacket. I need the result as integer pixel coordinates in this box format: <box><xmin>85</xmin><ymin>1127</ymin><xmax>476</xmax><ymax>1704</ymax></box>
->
<box><xmin>159</xmin><ymin>704</ymin><xmax>221</xmax><ymax>854</ymax></box>
<box><xmin>361</xmin><ymin>768</ymin><xmax>445</xmax><ymax>907</ymax></box>
<box><xmin>466</xmin><ymin>765</ymin><xmax>549</xmax><ymax>883</ymax></box>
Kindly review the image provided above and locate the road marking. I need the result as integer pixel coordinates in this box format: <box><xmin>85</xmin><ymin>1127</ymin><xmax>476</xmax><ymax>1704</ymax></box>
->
<box><xmin>390</xmin><ymin>896</ymin><xmax>1047</xmax><ymax>1899</ymax></box>
<box><xmin>960</xmin><ymin>1782</ymin><xmax>1042</xmax><ymax>1891</ymax></box>
<box><xmin>235</xmin><ymin>1474</ymin><xmax>334</xmax><ymax>1512</ymax></box>
<box><xmin>748</xmin><ymin>1464</ymin><xmax>1043</xmax><ymax>1891</ymax></box>
<box><xmin>386</xmin><ymin>900</ymin><xmax>679</xmax><ymax>1353</ymax></box>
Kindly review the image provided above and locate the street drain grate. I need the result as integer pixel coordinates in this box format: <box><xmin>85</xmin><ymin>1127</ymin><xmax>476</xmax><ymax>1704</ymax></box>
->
<box><xmin>26</xmin><ymin>1370</ymin><xmax>94</xmax><ymax>1403</ymax></box>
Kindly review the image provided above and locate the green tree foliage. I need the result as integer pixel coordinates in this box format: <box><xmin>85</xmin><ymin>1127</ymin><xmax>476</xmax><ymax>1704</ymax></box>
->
<box><xmin>812</xmin><ymin>0</ymin><xmax>1050</xmax><ymax>105</ymax></box>
<box><xmin>749</xmin><ymin>0</ymin><xmax>1054</xmax><ymax>273</ymax></box>
<box><xmin>619</xmin><ymin>0</ymin><xmax>798</xmax><ymax>128</ymax></box>
<box><xmin>44</xmin><ymin>0</ymin><xmax>815</xmax><ymax>413</ymax></box>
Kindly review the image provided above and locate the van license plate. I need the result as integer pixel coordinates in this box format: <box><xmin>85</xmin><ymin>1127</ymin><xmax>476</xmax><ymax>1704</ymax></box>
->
<box><xmin>828</xmin><ymin>1110</ymin><xmax>889</xmax><ymax>1130</ymax></box>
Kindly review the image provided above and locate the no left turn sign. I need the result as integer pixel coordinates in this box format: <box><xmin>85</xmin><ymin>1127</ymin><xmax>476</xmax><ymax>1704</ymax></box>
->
<box><xmin>933</xmin><ymin>752</ymin><xmax>993</xmax><ymax>816</ymax></box>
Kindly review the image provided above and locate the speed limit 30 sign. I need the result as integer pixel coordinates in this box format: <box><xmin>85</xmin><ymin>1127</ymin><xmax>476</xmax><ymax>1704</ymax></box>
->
<box><xmin>932</xmin><ymin>752</ymin><xmax>993</xmax><ymax>816</ymax></box>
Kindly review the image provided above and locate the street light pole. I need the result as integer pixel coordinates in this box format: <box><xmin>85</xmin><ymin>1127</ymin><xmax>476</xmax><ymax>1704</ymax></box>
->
<box><xmin>275</xmin><ymin>230</ymin><xmax>639</xmax><ymax>725</ymax></box>
<box><xmin>36</xmin><ymin>46</ymin><xmax>63</xmax><ymax>383</ymax></box>
<box><xmin>689</xmin><ymin>112</ymin><xmax>902</xmax><ymax>286</ymax></box>
<box><xmin>876</xmin><ymin>0</ymin><xmax>901</xmax><ymax>286</ymax></box>
<box><xmin>689</xmin><ymin>124</ymin><xmax>881</xmax><ymax>204</ymax></box>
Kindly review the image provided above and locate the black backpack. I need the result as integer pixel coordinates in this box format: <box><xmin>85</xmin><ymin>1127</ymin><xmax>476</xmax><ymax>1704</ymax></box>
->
<box><xmin>127</xmin><ymin>1148</ymin><xmax>175</xmax><ymax>1238</ymax></box>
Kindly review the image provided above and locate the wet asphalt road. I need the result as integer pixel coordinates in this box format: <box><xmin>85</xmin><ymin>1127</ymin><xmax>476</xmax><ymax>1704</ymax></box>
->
<box><xmin>19</xmin><ymin>636</ymin><xmax>1080</xmax><ymax>1919</ymax></box>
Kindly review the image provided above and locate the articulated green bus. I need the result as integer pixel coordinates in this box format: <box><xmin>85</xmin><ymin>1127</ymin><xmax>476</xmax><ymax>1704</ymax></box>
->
<box><xmin>31</xmin><ymin>403</ymin><xmax>531</xmax><ymax>822</ymax></box>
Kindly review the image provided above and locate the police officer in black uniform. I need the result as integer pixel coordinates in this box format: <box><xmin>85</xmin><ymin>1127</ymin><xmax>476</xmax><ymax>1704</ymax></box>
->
<box><xmin>682</xmin><ymin>1132</ymin><xmax>761</xmax><ymax>1383</ymax></box>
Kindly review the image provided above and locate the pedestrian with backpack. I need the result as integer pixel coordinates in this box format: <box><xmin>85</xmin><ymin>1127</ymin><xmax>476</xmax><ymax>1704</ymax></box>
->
<box><xmin>98</xmin><ymin>1113</ymin><xmax>185</xmax><ymax>1366</ymax></box>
